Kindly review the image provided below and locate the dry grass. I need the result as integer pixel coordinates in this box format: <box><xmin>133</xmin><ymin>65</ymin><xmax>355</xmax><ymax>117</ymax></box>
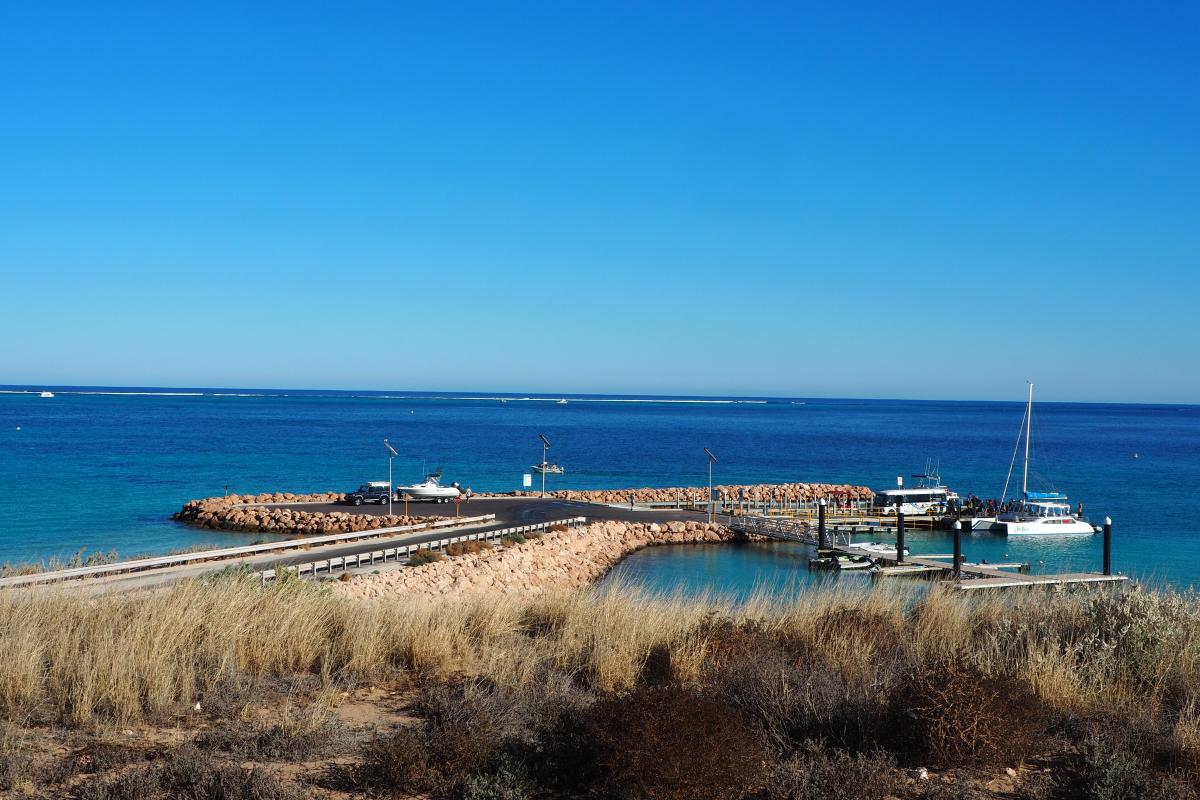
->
<box><xmin>6</xmin><ymin>576</ymin><xmax>1200</xmax><ymax>796</ymax></box>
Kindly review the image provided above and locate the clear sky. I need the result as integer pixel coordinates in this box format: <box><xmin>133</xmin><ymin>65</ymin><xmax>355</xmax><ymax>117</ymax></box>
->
<box><xmin>2</xmin><ymin>2</ymin><xmax>1197</xmax><ymax>403</ymax></box>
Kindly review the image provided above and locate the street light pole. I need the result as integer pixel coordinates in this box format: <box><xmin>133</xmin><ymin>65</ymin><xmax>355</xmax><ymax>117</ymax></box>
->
<box><xmin>704</xmin><ymin>448</ymin><xmax>718</xmax><ymax>523</ymax></box>
<box><xmin>538</xmin><ymin>434</ymin><xmax>551</xmax><ymax>498</ymax></box>
<box><xmin>384</xmin><ymin>439</ymin><xmax>398</xmax><ymax>516</ymax></box>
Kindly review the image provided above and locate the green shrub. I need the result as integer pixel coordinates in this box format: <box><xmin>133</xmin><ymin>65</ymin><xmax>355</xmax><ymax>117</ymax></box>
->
<box><xmin>501</xmin><ymin>534</ymin><xmax>527</xmax><ymax>546</ymax></box>
<box><xmin>460</xmin><ymin>765</ymin><xmax>534</xmax><ymax>800</ymax></box>
<box><xmin>1076</xmin><ymin>588</ymin><xmax>1193</xmax><ymax>688</ymax></box>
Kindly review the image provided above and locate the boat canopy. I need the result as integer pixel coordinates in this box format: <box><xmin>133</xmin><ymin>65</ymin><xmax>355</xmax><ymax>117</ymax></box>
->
<box><xmin>1026</xmin><ymin>491</ymin><xmax>1068</xmax><ymax>501</ymax></box>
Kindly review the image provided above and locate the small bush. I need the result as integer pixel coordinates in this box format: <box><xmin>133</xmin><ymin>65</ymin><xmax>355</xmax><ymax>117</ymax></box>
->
<box><xmin>894</xmin><ymin>657</ymin><xmax>1045</xmax><ymax>767</ymax></box>
<box><xmin>77</xmin><ymin>745</ymin><xmax>297</xmax><ymax>800</ymax></box>
<box><xmin>460</xmin><ymin>765</ymin><xmax>535</xmax><ymax>800</ymax></box>
<box><xmin>196</xmin><ymin>707</ymin><xmax>354</xmax><ymax>760</ymax></box>
<box><xmin>756</xmin><ymin>742</ymin><xmax>898</xmax><ymax>800</ymax></box>
<box><xmin>1083</xmin><ymin>736</ymin><xmax>1168</xmax><ymax>800</ymax></box>
<box><xmin>585</xmin><ymin>684</ymin><xmax>769</xmax><ymax>800</ymax></box>
<box><xmin>0</xmin><ymin>722</ymin><xmax>26</xmax><ymax>790</ymax></box>
<box><xmin>362</xmin><ymin>727</ymin><xmax>433</xmax><ymax>793</ymax></box>
<box><xmin>362</xmin><ymin>684</ymin><xmax>499</xmax><ymax>798</ymax></box>
<box><xmin>501</xmin><ymin>534</ymin><xmax>527</xmax><ymax>546</ymax></box>
<box><xmin>68</xmin><ymin>741</ymin><xmax>144</xmax><ymax>775</ymax></box>
<box><xmin>715</xmin><ymin>642</ymin><xmax>886</xmax><ymax>754</ymax></box>
<box><xmin>447</xmin><ymin>540</ymin><xmax>491</xmax><ymax>557</ymax></box>
<box><xmin>1076</xmin><ymin>588</ymin><xmax>1193</xmax><ymax>689</ymax></box>
<box><xmin>408</xmin><ymin>550</ymin><xmax>446</xmax><ymax>567</ymax></box>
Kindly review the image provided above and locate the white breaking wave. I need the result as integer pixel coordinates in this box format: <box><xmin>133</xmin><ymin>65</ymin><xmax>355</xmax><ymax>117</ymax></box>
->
<box><xmin>0</xmin><ymin>389</ymin><xmax>768</xmax><ymax>404</ymax></box>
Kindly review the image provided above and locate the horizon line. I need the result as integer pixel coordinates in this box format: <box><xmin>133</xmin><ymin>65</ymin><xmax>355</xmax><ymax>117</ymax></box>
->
<box><xmin>1</xmin><ymin>383</ymin><xmax>1196</xmax><ymax>408</ymax></box>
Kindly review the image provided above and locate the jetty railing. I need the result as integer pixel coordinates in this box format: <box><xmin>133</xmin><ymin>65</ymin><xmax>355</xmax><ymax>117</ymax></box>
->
<box><xmin>262</xmin><ymin>516</ymin><xmax>589</xmax><ymax>583</ymax></box>
<box><xmin>0</xmin><ymin>514</ymin><xmax>499</xmax><ymax>589</ymax></box>
<box><xmin>719</xmin><ymin>513</ymin><xmax>854</xmax><ymax>548</ymax></box>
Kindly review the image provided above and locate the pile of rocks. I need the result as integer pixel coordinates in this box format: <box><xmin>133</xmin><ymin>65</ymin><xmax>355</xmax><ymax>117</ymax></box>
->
<box><xmin>338</xmin><ymin>519</ymin><xmax>738</xmax><ymax>601</ymax></box>
<box><xmin>173</xmin><ymin>494</ymin><xmax>431</xmax><ymax>535</ymax></box>
<box><xmin>484</xmin><ymin>482</ymin><xmax>873</xmax><ymax>504</ymax></box>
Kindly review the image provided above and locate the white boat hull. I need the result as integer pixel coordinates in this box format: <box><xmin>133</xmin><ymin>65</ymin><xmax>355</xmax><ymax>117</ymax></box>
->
<box><xmin>397</xmin><ymin>478</ymin><xmax>461</xmax><ymax>501</ymax></box>
<box><xmin>997</xmin><ymin>519</ymin><xmax>1095</xmax><ymax>536</ymax></box>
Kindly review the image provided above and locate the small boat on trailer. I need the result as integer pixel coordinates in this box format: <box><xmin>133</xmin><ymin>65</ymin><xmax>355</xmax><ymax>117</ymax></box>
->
<box><xmin>397</xmin><ymin>470</ymin><xmax>462</xmax><ymax>502</ymax></box>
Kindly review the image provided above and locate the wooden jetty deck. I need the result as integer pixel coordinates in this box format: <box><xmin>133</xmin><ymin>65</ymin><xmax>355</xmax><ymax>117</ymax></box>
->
<box><xmin>723</xmin><ymin>513</ymin><xmax>1128</xmax><ymax>591</ymax></box>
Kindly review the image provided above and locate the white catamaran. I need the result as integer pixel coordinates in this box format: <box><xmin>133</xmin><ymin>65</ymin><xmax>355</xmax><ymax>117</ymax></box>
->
<box><xmin>993</xmin><ymin>383</ymin><xmax>1097</xmax><ymax>536</ymax></box>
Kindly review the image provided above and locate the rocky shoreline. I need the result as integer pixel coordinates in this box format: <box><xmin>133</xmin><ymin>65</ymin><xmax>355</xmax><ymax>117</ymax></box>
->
<box><xmin>337</xmin><ymin>519</ymin><xmax>754</xmax><ymax>601</ymax></box>
<box><xmin>172</xmin><ymin>494</ymin><xmax>432</xmax><ymax>535</ymax></box>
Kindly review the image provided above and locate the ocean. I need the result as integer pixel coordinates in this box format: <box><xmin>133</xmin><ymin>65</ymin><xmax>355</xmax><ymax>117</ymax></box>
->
<box><xmin>1</xmin><ymin>386</ymin><xmax>1197</xmax><ymax>589</ymax></box>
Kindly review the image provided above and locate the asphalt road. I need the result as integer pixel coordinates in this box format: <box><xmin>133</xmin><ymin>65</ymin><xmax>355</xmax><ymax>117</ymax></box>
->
<box><xmin>260</xmin><ymin>497</ymin><xmax>704</xmax><ymax>569</ymax></box>
<box><xmin>289</xmin><ymin>496</ymin><xmax>700</xmax><ymax>526</ymax></box>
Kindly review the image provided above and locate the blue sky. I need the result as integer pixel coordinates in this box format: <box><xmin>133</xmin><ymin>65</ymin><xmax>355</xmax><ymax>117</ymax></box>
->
<box><xmin>2</xmin><ymin>2</ymin><xmax>1197</xmax><ymax>402</ymax></box>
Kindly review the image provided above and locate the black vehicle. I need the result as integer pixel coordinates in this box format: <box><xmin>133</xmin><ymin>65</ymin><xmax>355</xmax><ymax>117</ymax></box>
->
<box><xmin>345</xmin><ymin>482</ymin><xmax>393</xmax><ymax>506</ymax></box>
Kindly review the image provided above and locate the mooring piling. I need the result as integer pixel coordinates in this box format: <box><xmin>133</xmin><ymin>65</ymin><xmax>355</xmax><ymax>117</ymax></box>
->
<box><xmin>953</xmin><ymin>519</ymin><xmax>963</xmax><ymax>578</ymax></box>
<box><xmin>895</xmin><ymin>504</ymin><xmax>906</xmax><ymax>563</ymax></box>
<box><xmin>817</xmin><ymin>497</ymin><xmax>828</xmax><ymax>549</ymax></box>
<box><xmin>1103</xmin><ymin>517</ymin><xmax>1113</xmax><ymax>576</ymax></box>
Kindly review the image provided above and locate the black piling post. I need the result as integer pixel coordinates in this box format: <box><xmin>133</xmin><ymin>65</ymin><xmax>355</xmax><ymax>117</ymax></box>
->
<box><xmin>818</xmin><ymin>497</ymin><xmax>828</xmax><ymax>550</ymax></box>
<box><xmin>953</xmin><ymin>519</ymin><xmax>963</xmax><ymax>578</ymax></box>
<box><xmin>1103</xmin><ymin>517</ymin><xmax>1112</xmax><ymax>576</ymax></box>
<box><xmin>896</xmin><ymin>502</ymin><xmax>906</xmax><ymax>563</ymax></box>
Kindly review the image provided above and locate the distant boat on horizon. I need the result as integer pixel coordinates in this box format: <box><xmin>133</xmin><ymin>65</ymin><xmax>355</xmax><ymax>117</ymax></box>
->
<box><xmin>39</xmin><ymin>391</ymin><xmax>54</xmax><ymax>398</ymax></box>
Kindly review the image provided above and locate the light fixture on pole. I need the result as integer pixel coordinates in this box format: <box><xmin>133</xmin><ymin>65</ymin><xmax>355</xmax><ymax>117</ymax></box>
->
<box><xmin>704</xmin><ymin>447</ymin><xmax>718</xmax><ymax>522</ymax></box>
<box><xmin>538</xmin><ymin>434</ymin><xmax>551</xmax><ymax>498</ymax></box>
<box><xmin>384</xmin><ymin>438</ymin><xmax>398</xmax><ymax>516</ymax></box>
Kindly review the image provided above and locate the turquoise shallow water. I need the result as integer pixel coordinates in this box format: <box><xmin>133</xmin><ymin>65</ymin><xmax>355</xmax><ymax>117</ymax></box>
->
<box><xmin>0</xmin><ymin>386</ymin><xmax>1197</xmax><ymax>589</ymax></box>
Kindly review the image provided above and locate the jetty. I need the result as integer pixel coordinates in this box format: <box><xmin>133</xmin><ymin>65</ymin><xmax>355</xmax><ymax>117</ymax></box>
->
<box><xmin>723</xmin><ymin>511</ymin><xmax>1128</xmax><ymax>591</ymax></box>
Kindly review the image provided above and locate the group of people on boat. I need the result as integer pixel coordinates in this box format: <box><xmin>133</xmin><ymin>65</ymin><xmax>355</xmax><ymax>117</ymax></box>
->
<box><xmin>950</xmin><ymin>494</ymin><xmax>1083</xmax><ymax>519</ymax></box>
<box><xmin>950</xmin><ymin>495</ymin><xmax>1083</xmax><ymax>518</ymax></box>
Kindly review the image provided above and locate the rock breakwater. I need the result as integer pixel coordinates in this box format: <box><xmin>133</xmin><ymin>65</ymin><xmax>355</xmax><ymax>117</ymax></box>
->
<box><xmin>173</xmin><ymin>494</ymin><xmax>432</xmax><ymax>535</ymax></box>
<box><xmin>338</xmin><ymin>519</ymin><xmax>745</xmax><ymax>601</ymax></box>
<box><xmin>485</xmin><ymin>482</ymin><xmax>873</xmax><ymax>504</ymax></box>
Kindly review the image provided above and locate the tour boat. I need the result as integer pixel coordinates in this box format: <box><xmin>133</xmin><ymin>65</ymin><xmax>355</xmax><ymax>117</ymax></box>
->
<box><xmin>874</xmin><ymin>462</ymin><xmax>959</xmax><ymax>515</ymax></box>
<box><xmin>993</xmin><ymin>384</ymin><xmax>1096</xmax><ymax>537</ymax></box>
<box><xmin>532</xmin><ymin>462</ymin><xmax>565</xmax><ymax>475</ymax></box>
<box><xmin>39</xmin><ymin>391</ymin><xmax>54</xmax><ymax>398</ymax></box>
<box><xmin>397</xmin><ymin>470</ymin><xmax>462</xmax><ymax>502</ymax></box>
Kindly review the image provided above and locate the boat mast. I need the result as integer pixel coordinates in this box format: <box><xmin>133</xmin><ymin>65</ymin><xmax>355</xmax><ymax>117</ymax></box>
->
<box><xmin>1021</xmin><ymin>382</ymin><xmax>1033</xmax><ymax>499</ymax></box>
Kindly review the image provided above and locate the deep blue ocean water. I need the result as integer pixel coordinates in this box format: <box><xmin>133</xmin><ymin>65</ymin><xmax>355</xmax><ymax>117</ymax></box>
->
<box><xmin>1</xmin><ymin>386</ymin><xmax>1197</xmax><ymax>589</ymax></box>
